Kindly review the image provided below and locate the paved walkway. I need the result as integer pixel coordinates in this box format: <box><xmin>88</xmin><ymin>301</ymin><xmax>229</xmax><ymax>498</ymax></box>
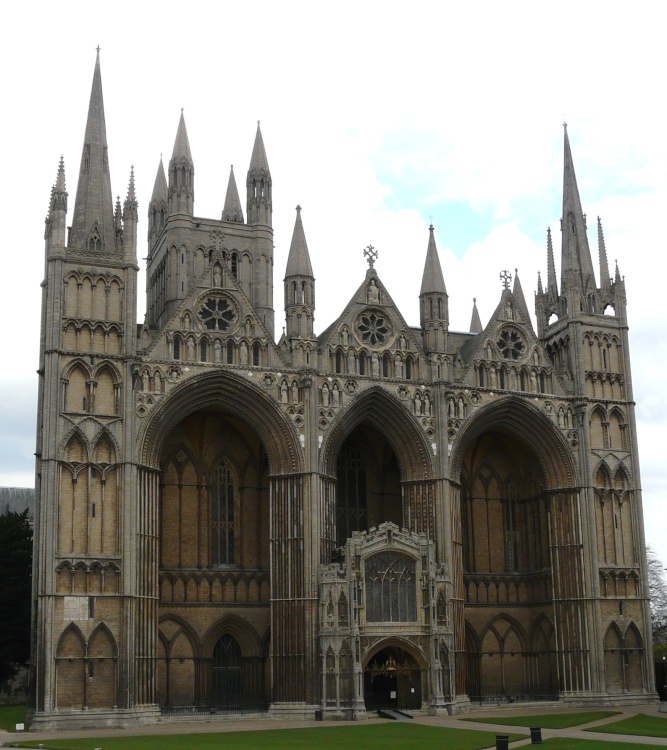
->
<box><xmin>1</xmin><ymin>703</ymin><xmax>666</xmax><ymax>747</ymax></box>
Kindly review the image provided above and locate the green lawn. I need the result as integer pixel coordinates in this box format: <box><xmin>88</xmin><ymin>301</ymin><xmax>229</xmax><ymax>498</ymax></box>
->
<box><xmin>0</xmin><ymin>703</ymin><xmax>29</xmax><ymax>732</ymax></box>
<box><xmin>538</xmin><ymin>740</ymin><xmax>665</xmax><ymax>749</ymax></box>
<box><xmin>14</xmin><ymin>724</ymin><xmax>524</xmax><ymax>750</ymax></box>
<box><xmin>461</xmin><ymin>710</ymin><xmax>620</xmax><ymax>729</ymax></box>
<box><xmin>585</xmin><ymin>712</ymin><xmax>667</xmax><ymax>738</ymax></box>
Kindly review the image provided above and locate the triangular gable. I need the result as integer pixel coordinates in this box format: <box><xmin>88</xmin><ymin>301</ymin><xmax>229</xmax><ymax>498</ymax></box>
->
<box><xmin>318</xmin><ymin>270</ymin><xmax>424</xmax><ymax>357</ymax></box>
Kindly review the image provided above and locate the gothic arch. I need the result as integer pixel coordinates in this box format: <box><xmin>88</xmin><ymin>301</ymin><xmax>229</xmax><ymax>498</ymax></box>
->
<box><xmin>141</xmin><ymin>370</ymin><xmax>302</xmax><ymax>475</ymax></box>
<box><xmin>202</xmin><ymin>614</ymin><xmax>263</xmax><ymax>658</ymax></box>
<box><xmin>320</xmin><ymin>386</ymin><xmax>433</xmax><ymax>481</ymax></box>
<box><xmin>362</xmin><ymin>636</ymin><xmax>428</xmax><ymax>670</ymax></box>
<box><xmin>479</xmin><ymin>613</ymin><xmax>529</xmax><ymax>652</ymax></box>
<box><xmin>91</xmin><ymin>429</ymin><xmax>119</xmax><ymax>465</ymax></box>
<box><xmin>158</xmin><ymin>614</ymin><xmax>202</xmax><ymax>658</ymax></box>
<box><xmin>450</xmin><ymin>396</ymin><xmax>577</xmax><ymax>489</ymax></box>
<box><xmin>61</xmin><ymin>428</ymin><xmax>89</xmax><ymax>464</ymax></box>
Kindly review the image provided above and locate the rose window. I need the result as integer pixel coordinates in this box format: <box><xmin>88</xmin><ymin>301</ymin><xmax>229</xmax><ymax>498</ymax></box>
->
<box><xmin>199</xmin><ymin>297</ymin><xmax>236</xmax><ymax>331</ymax></box>
<box><xmin>356</xmin><ymin>311</ymin><xmax>390</xmax><ymax>345</ymax></box>
<box><xmin>497</xmin><ymin>329</ymin><xmax>524</xmax><ymax>360</ymax></box>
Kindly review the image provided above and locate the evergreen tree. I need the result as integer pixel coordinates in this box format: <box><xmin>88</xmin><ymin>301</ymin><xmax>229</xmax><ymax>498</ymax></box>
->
<box><xmin>0</xmin><ymin>509</ymin><xmax>32</xmax><ymax>683</ymax></box>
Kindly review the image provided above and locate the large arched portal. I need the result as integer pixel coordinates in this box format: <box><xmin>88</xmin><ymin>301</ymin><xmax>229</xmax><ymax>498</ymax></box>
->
<box><xmin>451</xmin><ymin>398</ymin><xmax>581</xmax><ymax>701</ymax></box>
<box><xmin>335</xmin><ymin>424</ymin><xmax>401</xmax><ymax>546</ymax></box>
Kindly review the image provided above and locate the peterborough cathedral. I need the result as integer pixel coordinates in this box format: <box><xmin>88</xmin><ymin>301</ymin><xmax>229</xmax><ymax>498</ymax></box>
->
<box><xmin>30</xmin><ymin>53</ymin><xmax>656</xmax><ymax>729</ymax></box>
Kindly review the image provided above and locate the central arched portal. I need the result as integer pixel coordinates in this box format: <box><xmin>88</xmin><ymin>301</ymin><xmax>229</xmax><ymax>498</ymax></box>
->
<box><xmin>364</xmin><ymin>646</ymin><xmax>423</xmax><ymax>710</ymax></box>
<box><xmin>335</xmin><ymin>424</ymin><xmax>401</xmax><ymax>545</ymax></box>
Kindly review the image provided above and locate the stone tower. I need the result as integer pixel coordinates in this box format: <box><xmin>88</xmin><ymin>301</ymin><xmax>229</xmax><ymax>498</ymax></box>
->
<box><xmin>31</xmin><ymin>57</ymin><xmax>655</xmax><ymax>730</ymax></box>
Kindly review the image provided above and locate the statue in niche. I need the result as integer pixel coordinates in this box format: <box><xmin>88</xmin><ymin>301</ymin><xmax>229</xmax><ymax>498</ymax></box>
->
<box><xmin>183</xmin><ymin>312</ymin><xmax>191</xmax><ymax>330</ymax></box>
<box><xmin>458</xmin><ymin>396</ymin><xmax>465</xmax><ymax>417</ymax></box>
<box><xmin>240</xmin><ymin>341</ymin><xmax>248</xmax><ymax>365</ymax></box>
<box><xmin>154</xmin><ymin>371</ymin><xmax>162</xmax><ymax>393</ymax></box>
<box><xmin>347</xmin><ymin>349</ymin><xmax>355</xmax><ymax>374</ymax></box>
<box><xmin>141</xmin><ymin>370</ymin><xmax>150</xmax><ymax>392</ymax></box>
<box><xmin>340</xmin><ymin>328</ymin><xmax>349</xmax><ymax>346</ymax></box>
<box><xmin>322</xmin><ymin>382</ymin><xmax>330</xmax><ymax>407</ymax></box>
<box><xmin>371</xmin><ymin>352</ymin><xmax>380</xmax><ymax>377</ymax></box>
<box><xmin>245</xmin><ymin>318</ymin><xmax>253</xmax><ymax>336</ymax></box>
<box><xmin>489</xmin><ymin>366</ymin><xmax>497</xmax><ymax>388</ymax></box>
<box><xmin>557</xmin><ymin>408</ymin><xmax>565</xmax><ymax>428</ymax></box>
<box><xmin>530</xmin><ymin>370</ymin><xmax>537</xmax><ymax>391</ymax></box>
<box><xmin>505</xmin><ymin>299</ymin><xmax>513</xmax><ymax>319</ymax></box>
<box><xmin>292</xmin><ymin>382</ymin><xmax>299</xmax><ymax>404</ymax></box>
<box><xmin>187</xmin><ymin>338</ymin><xmax>196</xmax><ymax>361</ymax></box>
<box><xmin>394</xmin><ymin>354</ymin><xmax>403</xmax><ymax>378</ymax></box>
<box><xmin>280</xmin><ymin>380</ymin><xmax>289</xmax><ymax>404</ymax></box>
<box><xmin>368</xmin><ymin>278</ymin><xmax>380</xmax><ymax>303</ymax></box>
<box><xmin>399</xmin><ymin>334</ymin><xmax>407</xmax><ymax>350</ymax></box>
<box><xmin>213</xmin><ymin>339</ymin><xmax>222</xmax><ymax>363</ymax></box>
<box><xmin>332</xmin><ymin>383</ymin><xmax>341</xmax><ymax>407</ymax></box>
<box><xmin>414</xmin><ymin>392</ymin><xmax>423</xmax><ymax>415</ymax></box>
<box><xmin>424</xmin><ymin>392</ymin><xmax>432</xmax><ymax>416</ymax></box>
<box><xmin>448</xmin><ymin>397</ymin><xmax>454</xmax><ymax>418</ymax></box>
<box><xmin>213</xmin><ymin>265</ymin><xmax>222</xmax><ymax>287</ymax></box>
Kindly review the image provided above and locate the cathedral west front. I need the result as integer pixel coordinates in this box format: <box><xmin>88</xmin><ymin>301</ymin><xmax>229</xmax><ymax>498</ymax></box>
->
<box><xmin>30</xmin><ymin>53</ymin><xmax>656</xmax><ymax>729</ymax></box>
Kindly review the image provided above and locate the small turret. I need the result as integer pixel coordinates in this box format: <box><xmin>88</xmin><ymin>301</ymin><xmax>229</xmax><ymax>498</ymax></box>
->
<box><xmin>598</xmin><ymin>216</ymin><xmax>611</xmax><ymax>293</ymax></box>
<box><xmin>419</xmin><ymin>225</ymin><xmax>448</xmax><ymax>354</ymax></box>
<box><xmin>44</xmin><ymin>157</ymin><xmax>68</xmax><ymax>252</ymax></box>
<box><xmin>284</xmin><ymin>205</ymin><xmax>315</xmax><ymax>346</ymax></box>
<box><xmin>221</xmin><ymin>165</ymin><xmax>244</xmax><ymax>223</ymax></box>
<box><xmin>123</xmin><ymin>166</ymin><xmax>138</xmax><ymax>263</ymax></box>
<box><xmin>246</xmin><ymin>122</ymin><xmax>272</xmax><ymax>226</ymax></box>
<box><xmin>148</xmin><ymin>157</ymin><xmax>168</xmax><ymax>243</ymax></box>
<box><xmin>168</xmin><ymin>111</ymin><xmax>194</xmax><ymax>215</ymax></box>
<box><xmin>470</xmin><ymin>298</ymin><xmax>482</xmax><ymax>334</ymax></box>
<box><xmin>512</xmin><ymin>268</ymin><xmax>532</xmax><ymax>327</ymax></box>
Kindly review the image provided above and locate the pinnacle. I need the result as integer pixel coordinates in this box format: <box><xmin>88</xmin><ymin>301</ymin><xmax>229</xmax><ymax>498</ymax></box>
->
<box><xmin>470</xmin><ymin>298</ymin><xmax>483</xmax><ymax>333</ymax></box>
<box><xmin>221</xmin><ymin>165</ymin><xmax>244</xmax><ymax>223</ymax></box>
<box><xmin>420</xmin><ymin>224</ymin><xmax>446</xmax><ymax>295</ymax></box>
<box><xmin>151</xmin><ymin>157</ymin><xmax>168</xmax><ymax>203</ymax></box>
<box><xmin>248</xmin><ymin>121</ymin><xmax>270</xmax><ymax>174</ymax></box>
<box><xmin>285</xmin><ymin>204</ymin><xmax>313</xmax><ymax>277</ymax></box>
<box><xmin>171</xmin><ymin>110</ymin><xmax>193</xmax><ymax>163</ymax></box>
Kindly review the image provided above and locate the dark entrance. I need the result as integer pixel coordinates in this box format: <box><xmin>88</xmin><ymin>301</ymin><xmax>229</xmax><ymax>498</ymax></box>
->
<box><xmin>364</xmin><ymin>646</ymin><xmax>422</xmax><ymax>710</ymax></box>
<box><xmin>212</xmin><ymin>634</ymin><xmax>242</xmax><ymax>707</ymax></box>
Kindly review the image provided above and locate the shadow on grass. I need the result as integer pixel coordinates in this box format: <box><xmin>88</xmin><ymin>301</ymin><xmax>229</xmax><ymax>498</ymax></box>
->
<box><xmin>461</xmin><ymin>710</ymin><xmax>620</xmax><ymax>729</ymax></box>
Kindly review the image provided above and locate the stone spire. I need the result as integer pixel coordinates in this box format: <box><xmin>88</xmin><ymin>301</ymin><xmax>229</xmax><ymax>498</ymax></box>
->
<box><xmin>246</xmin><ymin>122</ymin><xmax>272</xmax><ymax>225</ymax></box>
<box><xmin>284</xmin><ymin>205</ymin><xmax>315</xmax><ymax>341</ymax></box>
<box><xmin>168</xmin><ymin>111</ymin><xmax>194</xmax><ymax>215</ymax></box>
<box><xmin>470</xmin><ymin>298</ymin><xmax>482</xmax><ymax>333</ymax></box>
<box><xmin>546</xmin><ymin>227</ymin><xmax>558</xmax><ymax>298</ymax></box>
<box><xmin>598</xmin><ymin>216</ymin><xmax>611</xmax><ymax>292</ymax></box>
<box><xmin>285</xmin><ymin>205</ymin><xmax>313</xmax><ymax>277</ymax></box>
<box><xmin>148</xmin><ymin>157</ymin><xmax>168</xmax><ymax>241</ymax></box>
<box><xmin>561</xmin><ymin>125</ymin><xmax>596</xmax><ymax>291</ymax></box>
<box><xmin>420</xmin><ymin>224</ymin><xmax>447</xmax><ymax>295</ymax></box>
<box><xmin>122</xmin><ymin>167</ymin><xmax>138</xmax><ymax>262</ymax></box>
<box><xmin>419</xmin><ymin>225</ymin><xmax>448</xmax><ymax>353</ymax></box>
<box><xmin>69</xmin><ymin>50</ymin><xmax>116</xmax><ymax>253</ymax></box>
<box><xmin>221</xmin><ymin>165</ymin><xmax>244</xmax><ymax>223</ymax></box>
<box><xmin>512</xmin><ymin>268</ymin><xmax>531</xmax><ymax>322</ymax></box>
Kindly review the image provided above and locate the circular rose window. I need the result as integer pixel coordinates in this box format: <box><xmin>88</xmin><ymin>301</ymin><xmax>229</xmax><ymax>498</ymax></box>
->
<box><xmin>198</xmin><ymin>296</ymin><xmax>237</xmax><ymax>331</ymax></box>
<box><xmin>356</xmin><ymin>310</ymin><xmax>392</xmax><ymax>346</ymax></box>
<box><xmin>497</xmin><ymin>328</ymin><xmax>524</xmax><ymax>360</ymax></box>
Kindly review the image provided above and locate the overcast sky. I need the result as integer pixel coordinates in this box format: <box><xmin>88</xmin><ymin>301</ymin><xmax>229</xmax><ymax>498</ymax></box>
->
<box><xmin>1</xmin><ymin>1</ymin><xmax>665</xmax><ymax>562</ymax></box>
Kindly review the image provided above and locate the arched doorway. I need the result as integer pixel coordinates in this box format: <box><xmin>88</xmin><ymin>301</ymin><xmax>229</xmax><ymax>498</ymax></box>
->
<box><xmin>364</xmin><ymin>646</ymin><xmax>422</xmax><ymax>710</ymax></box>
<box><xmin>212</xmin><ymin>635</ymin><xmax>242</xmax><ymax>707</ymax></box>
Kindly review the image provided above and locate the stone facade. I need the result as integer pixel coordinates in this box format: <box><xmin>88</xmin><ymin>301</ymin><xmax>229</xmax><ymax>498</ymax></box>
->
<box><xmin>30</xmin><ymin>53</ymin><xmax>656</xmax><ymax>729</ymax></box>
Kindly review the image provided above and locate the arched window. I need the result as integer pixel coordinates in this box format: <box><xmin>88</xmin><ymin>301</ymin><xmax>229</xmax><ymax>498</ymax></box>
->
<box><xmin>335</xmin><ymin>349</ymin><xmax>342</xmax><ymax>374</ymax></box>
<box><xmin>211</xmin><ymin>462</ymin><xmax>236</xmax><ymax>565</ymax></box>
<box><xmin>200</xmin><ymin>339</ymin><xmax>207</xmax><ymax>362</ymax></box>
<box><xmin>231</xmin><ymin>253</ymin><xmax>238</xmax><ymax>279</ymax></box>
<box><xmin>252</xmin><ymin>342</ymin><xmax>260</xmax><ymax>366</ymax></box>
<box><xmin>405</xmin><ymin>356</ymin><xmax>412</xmax><ymax>381</ymax></box>
<box><xmin>359</xmin><ymin>351</ymin><xmax>367</xmax><ymax>376</ymax></box>
<box><xmin>211</xmin><ymin>635</ymin><xmax>242</xmax><ymax>708</ymax></box>
<box><xmin>173</xmin><ymin>336</ymin><xmax>180</xmax><ymax>360</ymax></box>
<box><xmin>336</xmin><ymin>443</ymin><xmax>367</xmax><ymax>545</ymax></box>
<box><xmin>382</xmin><ymin>353</ymin><xmax>390</xmax><ymax>378</ymax></box>
<box><xmin>226</xmin><ymin>341</ymin><xmax>234</xmax><ymax>364</ymax></box>
<box><xmin>365</xmin><ymin>552</ymin><xmax>416</xmax><ymax>622</ymax></box>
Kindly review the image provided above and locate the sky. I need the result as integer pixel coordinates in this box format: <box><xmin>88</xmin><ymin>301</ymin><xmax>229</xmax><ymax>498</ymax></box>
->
<box><xmin>1</xmin><ymin>1</ymin><xmax>665</xmax><ymax>562</ymax></box>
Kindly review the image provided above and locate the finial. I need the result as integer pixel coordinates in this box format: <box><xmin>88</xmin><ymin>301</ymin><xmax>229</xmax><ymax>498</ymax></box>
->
<box><xmin>500</xmin><ymin>270</ymin><xmax>512</xmax><ymax>290</ymax></box>
<box><xmin>563</xmin><ymin>120</ymin><xmax>567</xmax><ymax>130</ymax></box>
<box><xmin>363</xmin><ymin>244</ymin><xmax>378</xmax><ymax>269</ymax></box>
<box><xmin>473</xmin><ymin>297</ymin><xmax>476</xmax><ymax>303</ymax></box>
<box><xmin>296</xmin><ymin>204</ymin><xmax>302</xmax><ymax>213</ymax></box>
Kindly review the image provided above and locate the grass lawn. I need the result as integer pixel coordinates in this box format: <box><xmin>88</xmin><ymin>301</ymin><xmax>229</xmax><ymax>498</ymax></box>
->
<box><xmin>0</xmin><ymin>703</ymin><xmax>29</xmax><ymax>732</ymax></box>
<box><xmin>14</xmin><ymin>723</ymin><xmax>524</xmax><ymax>750</ymax></box>
<box><xmin>461</xmin><ymin>710</ymin><xmax>620</xmax><ymax>729</ymax></box>
<box><xmin>585</xmin><ymin>712</ymin><xmax>667</xmax><ymax>738</ymax></box>
<box><xmin>537</xmin><ymin>740</ymin><xmax>664</xmax><ymax>749</ymax></box>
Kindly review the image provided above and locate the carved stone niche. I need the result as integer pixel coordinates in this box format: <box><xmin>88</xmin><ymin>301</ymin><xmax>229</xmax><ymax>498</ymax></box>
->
<box><xmin>318</xmin><ymin>522</ymin><xmax>452</xmax><ymax>719</ymax></box>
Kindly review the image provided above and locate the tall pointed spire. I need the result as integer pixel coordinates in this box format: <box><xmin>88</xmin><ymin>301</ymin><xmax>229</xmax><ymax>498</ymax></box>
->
<box><xmin>221</xmin><ymin>165</ymin><xmax>244</xmax><ymax>223</ymax></box>
<box><xmin>45</xmin><ymin>157</ymin><xmax>68</xmax><ymax>248</ymax></box>
<box><xmin>470</xmin><ymin>298</ymin><xmax>482</xmax><ymax>333</ymax></box>
<box><xmin>286</xmin><ymin>205</ymin><xmax>313</xmax><ymax>277</ymax></box>
<box><xmin>420</xmin><ymin>224</ymin><xmax>447</xmax><ymax>295</ymax></box>
<box><xmin>246</xmin><ymin>122</ymin><xmax>272</xmax><ymax>225</ymax></box>
<box><xmin>561</xmin><ymin>124</ymin><xmax>596</xmax><ymax>290</ymax></box>
<box><xmin>597</xmin><ymin>216</ymin><xmax>611</xmax><ymax>292</ymax></box>
<box><xmin>70</xmin><ymin>49</ymin><xmax>116</xmax><ymax>253</ymax></box>
<box><xmin>546</xmin><ymin>227</ymin><xmax>558</xmax><ymax>298</ymax></box>
<box><xmin>168</xmin><ymin>110</ymin><xmax>194</xmax><ymax>215</ymax></box>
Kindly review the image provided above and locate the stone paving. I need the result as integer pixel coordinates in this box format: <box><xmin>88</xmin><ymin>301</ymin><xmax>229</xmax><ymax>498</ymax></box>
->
<box><xmin>1</xmin><ymin>704</ymin><xmax>666</xmax><ymax>747</ymax></box>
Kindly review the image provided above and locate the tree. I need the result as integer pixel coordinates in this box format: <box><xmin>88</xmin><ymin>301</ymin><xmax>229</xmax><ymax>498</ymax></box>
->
<box><xmin>0</xmin><ymin>509</ymin><xmax>32</xmax><ymax>683</ymax></box>
<box><xmin>646</xmin><ymin>545</ymin><xmax>667</xmax><ymax>651</ymax></box>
